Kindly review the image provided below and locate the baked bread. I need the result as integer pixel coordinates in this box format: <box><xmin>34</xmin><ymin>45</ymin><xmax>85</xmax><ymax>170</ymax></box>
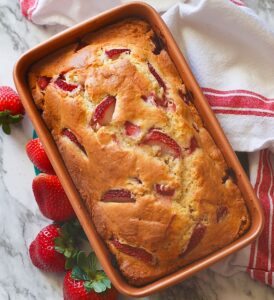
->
<box><xmin>28</xmin><ymin>18</ymin><xmax>250</xmax><ymax>286</ymax></box>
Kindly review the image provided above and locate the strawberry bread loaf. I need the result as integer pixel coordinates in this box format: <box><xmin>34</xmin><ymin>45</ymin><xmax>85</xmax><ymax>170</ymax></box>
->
<box><xmin>28</xmin><ymin>18</ymin><xmax>250</xmax><ymax>285</ymax></box>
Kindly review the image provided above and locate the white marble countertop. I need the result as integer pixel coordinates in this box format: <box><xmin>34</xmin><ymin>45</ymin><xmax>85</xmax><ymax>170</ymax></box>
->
<box><xmin>0</xmin><ymin>0</ymin><xmax>274</xmax><ymax>299</ymax></box>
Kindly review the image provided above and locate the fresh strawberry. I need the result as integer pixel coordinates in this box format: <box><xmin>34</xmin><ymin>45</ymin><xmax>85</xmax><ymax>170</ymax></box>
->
<box><xmin>216</xmin><ymin>206</ymin><xmax>228</xmax><ymax>223</ymax></box>
<box><xmin>29</xmin><ymin>221</ymin><xmax>81</xmax><ymax>272</ymax></box>
<box><xmin>0</xmin><ymin>86</ymin><xmax>24</xmax><ymax>134</ymax></box>
<box><xmin>101</xmin><ymin>189</ymin><xmax>135</xmax><ymax>203</ymax></box>
<box><xmin>105</xmin><ymin>48</ymin><xmax>131</xmax><ymax>59</ymax></box>
<box><xmin>63</xmin><ymin>252</ymin><xmax>118</xmax><ymax>300</ymax></box>
<box><xmin>55</xmin><ymin>75</ymin><xmax>78</xmax><ymax>92</ymax></box>
<box><xmin>93</xmin><ymin>96</ymin><xmax>116</xmax><ymax>126</ymax></box>
<box><xmin>147</xmin><ymin>62</ymin><xmax>166</xmax><ymax>91</ymax></box>
<box><xmin>32</xmin><ymin>174</ymin><xmax>75</xmax><ymax>221</ymax></box>
<box><xmin>142</xmin><ymin>129</ymin><xmax>181</xmax><ymax>158</ymax></box>
<box><xmin>29</xmin><ymin>224</ymin><xmax>65</xmax><ymax>272</ymax></box>
<box><xmin>26</xmin><ymin>138</ymin><xmax>55</xmax><ymax>174</ymax></box>
<box><xmin>180</xmin><ymin>223</ymin><xmax>206</xmax><ymax>257</ymax></box>
<box><xmin>111</xmin><ymin>239</ymin><xmax>153</xmax><ymax>263</ymax></box>
<box><xmin>124</xmin><ymin>121</ymin><xmax>140</xmax><ymax>137</ymax></box>
<box><xmin>62</xmin><ymin>128</ymin><xmax>86</xmax><ymax>154</ymax></box>
<box><xmin>155</xmin><ymin>184</ymin><xmax>175</xmax><ymax>196</ymax></box>
<box><xmin>37</xmin><ymin>76</ymin><xmax>51</xmax><ymax>90</ymax></box>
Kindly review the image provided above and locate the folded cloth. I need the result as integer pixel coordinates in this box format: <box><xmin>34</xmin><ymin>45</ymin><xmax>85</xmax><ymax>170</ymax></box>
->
<box><xmin>19</xmin><ymin>0</ymin><xmax>274</xmax><ymax>287</ymax></box>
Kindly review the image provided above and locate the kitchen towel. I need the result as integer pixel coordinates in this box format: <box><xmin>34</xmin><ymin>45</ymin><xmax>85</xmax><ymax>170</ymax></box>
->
<box><xmin>20</xmin><ymin>0</ymin><xmax>274</xmax><ymax>287</ymax></box>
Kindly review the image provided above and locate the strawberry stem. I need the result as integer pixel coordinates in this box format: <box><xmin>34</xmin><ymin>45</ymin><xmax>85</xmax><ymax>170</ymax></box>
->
<box><xmin>0</xmin><ymin>110</ymin><xmax>23</xmax><ymax>134</ymax></box>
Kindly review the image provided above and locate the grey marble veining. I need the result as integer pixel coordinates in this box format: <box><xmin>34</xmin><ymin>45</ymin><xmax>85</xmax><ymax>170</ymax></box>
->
<box><xmin>0</xmin><ymin>0</ymin><xmax>274</xmax><ymax>299</ymax></box>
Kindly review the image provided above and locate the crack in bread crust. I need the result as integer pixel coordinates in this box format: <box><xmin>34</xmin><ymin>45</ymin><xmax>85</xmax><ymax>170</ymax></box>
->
<box><xmin>28</xmin><ymin>18</ymin><xmax>250</xmax><ymax>286</ymax></box>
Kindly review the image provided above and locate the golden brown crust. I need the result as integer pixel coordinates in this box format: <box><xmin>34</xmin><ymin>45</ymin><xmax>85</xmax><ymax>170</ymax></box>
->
<box><xmin>28</xmin><ymin>18</ymin><xmax>250</xmax><ymax>286</ymax></box>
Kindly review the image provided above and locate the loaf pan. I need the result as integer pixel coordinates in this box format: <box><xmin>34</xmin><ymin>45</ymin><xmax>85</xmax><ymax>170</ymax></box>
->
<box><xmin>13</xmin><ymin>2</ymin><xmax>264</xmax><ymax>297</ymax></box>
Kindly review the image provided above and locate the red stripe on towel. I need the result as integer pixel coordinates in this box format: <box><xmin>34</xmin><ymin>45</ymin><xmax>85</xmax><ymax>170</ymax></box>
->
<box><xmin>202</xmin><ymin>88</ymin><xmax>274</xmax><ymax>117</ymax></box>
<box><xmin>247</xmin><ymin>150</ymin><xmax>274</xmax><ymax>287</ymax></box>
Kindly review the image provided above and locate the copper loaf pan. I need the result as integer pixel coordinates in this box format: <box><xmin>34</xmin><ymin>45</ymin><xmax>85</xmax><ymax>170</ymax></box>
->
<box><xmin>14</xmin><ymin>2</ymin><xmax>264</xmax><ymax>297</ymax></box>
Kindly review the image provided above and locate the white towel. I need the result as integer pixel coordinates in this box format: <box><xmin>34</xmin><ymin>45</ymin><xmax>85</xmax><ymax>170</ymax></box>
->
<box><xmin>19</xmin><ymin>0</ymin><xmax>274</xmax><ymax>287</ymax></box>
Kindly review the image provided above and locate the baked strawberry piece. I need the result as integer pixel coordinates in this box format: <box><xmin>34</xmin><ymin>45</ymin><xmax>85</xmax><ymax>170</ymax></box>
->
<box><xmin>55</xmin><ymin>75</ymin><xmax>78</xmax><ymax>92</ymax></box>
<box><xmin>142</xmin><ymin>129</ymin><xmax>181</xmax><ymax>158</ymax></box>
<box><xmin>216</xmin><ymin>206</ymin><xmax>228</xmax><ymax>222</ymax></box>
<box><xmin>62</xmin><ymin>128</ymin><xmax>86</xmax><ymax>154</ymax></box>
<box><xmin>147</xmin><ymin>62</ymin><xmax>166</xmax><ymax>91</ymax></box>
<box><xmin>124</xmin><ymin>121</ymin><xmax>141</xmax><ymax>137</ymax></box>
<box><xmin>93</xmin><ymin>96</ymin><xmax>116</xmax><ymax>126</ymax></box>
<box><xmin>37</xmin><ymin>76</ymin><xmax>51</xmax><ymax>90</ymax></box>
<box><xmin>105</xmin><ymin>48</ymin><xmax>131</xmax><ymax>58</ymax></box>
<box><xmin>180</xmin><ymin>223</ymin><xmax>206</xmax><ymax>256</ymax></box>
<box><xmin>101</xmin><ymin>189</ymin><xmax>135</xmax><ymax>203</ymax></box>
<box><xmin>186</xmin><ymin>137</ymin><xmax>199</xmax><ymax>154</ymax></box>
<box><xmin>111</xmin><ymin>239</ymin><xmax>153</xmax><ymax>263</ymax></box>
<box><xmin>155</xmin><ymin>184</ymin><xmax>175</xmax><ymax>196</ymax></box>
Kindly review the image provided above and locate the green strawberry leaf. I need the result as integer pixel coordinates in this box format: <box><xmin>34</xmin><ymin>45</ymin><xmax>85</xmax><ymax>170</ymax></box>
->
<box><xmin>84</xmin><ymin>281</ymin><xmax>107</xmax><ymax>293</ymax></box>
<box><xmin>87</xmin><ymin>252</ymin><xmax>97</xmax><ymax>275</ymax></box>
<box><xmin>77</xmin><ymin>251</ymin><xmax>90</xmax><ymax>274</ymax></box>
<box><xmin>2</xmin><ymin>123</ymin><xmax>11</xmax><ymax>135</ymax></box>
<box><xmin>72</xmin><ymin>266</ymin><xmax>89</xmax><ymax>281</ymax></box>
<box><xmin>65</xmin><ymin>257</ymin><xmax>75</xmax><ymax>270</ymax></box>
<box><xmin>54</xmin><ymin>219</ymin><xmax>85</xmax><ymax>270</ymax></box>
<box><xmin>9</xmin><ymin>114</ymin><xmax>23</xmax><ymax>124</ymax></box>
<box><xmin>102</xmin><ymin>277</ymin><xmax>111</xmax><ymax>289</ymax></box>
<box><xmin>54</xmin><ymin>236</ymin><xmax>65</xmax><ymax>249</ymax></box>
<box><xmin>0</xmin><ymin>110</ymin><xmax>11</xmax><ymax>117</ymax></box>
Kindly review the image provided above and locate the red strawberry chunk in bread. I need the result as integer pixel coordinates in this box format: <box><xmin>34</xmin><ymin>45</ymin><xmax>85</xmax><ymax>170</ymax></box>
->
<box><xmin>124</xmin><ymin>121</ymin><xmax>141</xmax><ymax>137</ymax></box>
<box><xmin>54</xmin><ymin>76</ymin><xmax>78</xmax><ymax>92</ymax></box>
<box><xmin>147</xmin><ymin>62</ymin><xmax>167</xmax><ymax>91</ymax></box>
<box><xmin>142</xmin><ymin>93</ymin><xmax>167</xmax><ymax>108</ymax></box>
<box><xmin>142</xmin><ymin>94</ymin><xmax>176</xmax><ymax>112</ymax></box>
<box><xmin>180</xmin><ymin>223</ymin><xmax>206</xmax><ymax>257</ymax></box>
<box><xmin>105</xmin><ymin>48</ymin><xmax>131</xmax><ymax>58</ymax></box>
<box><xmin>111</xmin><ymin>239</ymin><xmax>153</xmax><ymax>263</ymax></box>
<box><xmin>62</xmin><ymin>128</ymin><xmax>86</xmax><ymax>154</ymax></box>
<box><xmin>187</xmin><ymin>136</ymin><xmax>199</xmax><ymax>154</ymax></box>
<box><xmin>216</xmin><ymin>206</ymin><xmax>228</xmax><ymax>222</ymax></box>
<box><xmin>155</xmin><ymin>184</ymin><xmax>175</xmax><ymax>196</ymax></box>
<box><xmin>93</xmin><ymin>96</ymin><xmax>116</xmax><ymax>126</ymax></box>
<box><xmin>101</xmin><ymin>189</ymin><xmax>135</xmax><ymax>203</ymax></box>
<box><xmin>142</xmin><ymin>129</ymin><xmax>181</xmax><ymax>158</ymax></box>
<box><xmin>37</xmin><ymin>76</ymin><xmax>51</xmax><ymax>90</ymax></box>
